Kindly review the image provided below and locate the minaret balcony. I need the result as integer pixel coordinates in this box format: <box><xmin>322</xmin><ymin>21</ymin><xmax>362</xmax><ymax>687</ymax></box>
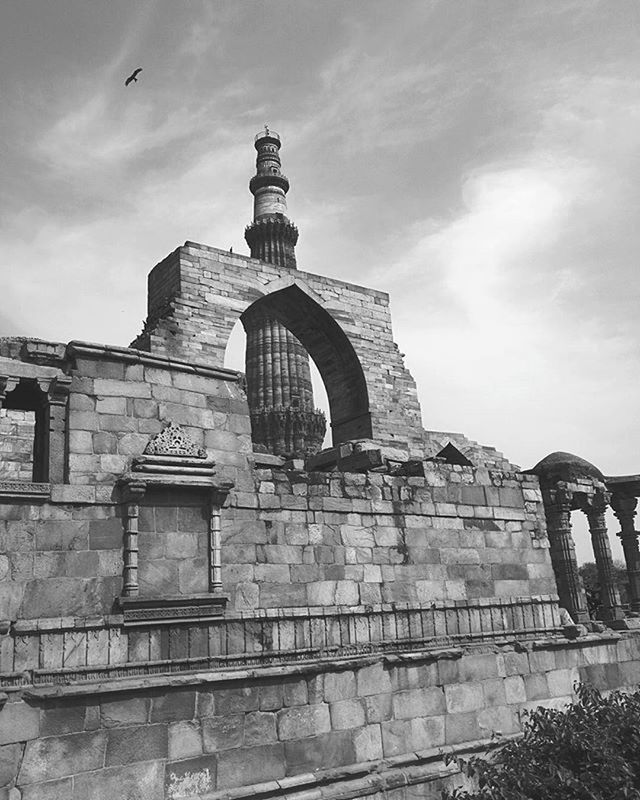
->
<box><xmin>249</xmin><ymin>173</ymin><xmax>290</xmax><ymax>194</ymax></box>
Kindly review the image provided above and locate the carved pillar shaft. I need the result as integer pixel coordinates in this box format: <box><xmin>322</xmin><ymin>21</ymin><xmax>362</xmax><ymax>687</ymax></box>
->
<box><xmin>611</xmin><ymin>493</ymin><xmax>640</xmax><ymax>612</ymax></box>
<box><xmin>122</xmin><ymin>503</ymin><xmax>140</xmax><ymax>597</ymax></box>
<box><xmin>544</xmin><ymin>490</ymin><xmax>590</xmax><ymax>623</ymax></box>
<box><xmin>584</xmin><ymin>492</ymin><xmax>625</xmax><ymax>622</ymax></box>
<box><xmin>209</xmin><ymin>503</ymin><xmax>222</xmax><ymax>594</ymax></box>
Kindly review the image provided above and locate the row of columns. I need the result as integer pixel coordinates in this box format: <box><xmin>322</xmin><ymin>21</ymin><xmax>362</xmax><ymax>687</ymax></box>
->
<box><xmin>544</xmin><ymin>486</ymin><xmax>640</xmax><ymax>625</ymax></box>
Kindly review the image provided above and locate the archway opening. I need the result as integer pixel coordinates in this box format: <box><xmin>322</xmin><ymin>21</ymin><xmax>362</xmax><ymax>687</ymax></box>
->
<box><xmin>240</xmin><ymin>283</ymin><xmax>372</xmax><ymax>445</ymax></box>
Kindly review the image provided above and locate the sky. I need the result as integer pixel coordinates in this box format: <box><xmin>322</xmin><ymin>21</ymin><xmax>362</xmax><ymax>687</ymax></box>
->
<box><xmin>1</xmin><ymin>0</ymin><xmax>639</xmax><ymax>562</ymax></box>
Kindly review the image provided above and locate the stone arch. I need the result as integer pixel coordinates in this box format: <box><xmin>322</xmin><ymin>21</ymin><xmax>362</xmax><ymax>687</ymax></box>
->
<box><xmin>240</xmin><ymin>280</ymin><xmax>372</xmax><ymax>444</ymax></box>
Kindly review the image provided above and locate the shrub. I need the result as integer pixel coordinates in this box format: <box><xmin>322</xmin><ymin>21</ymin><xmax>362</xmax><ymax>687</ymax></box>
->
<box><xmin>442</xmin><ymin>684</ymin><xmax>640</xmax><ymax>800</ymax></box>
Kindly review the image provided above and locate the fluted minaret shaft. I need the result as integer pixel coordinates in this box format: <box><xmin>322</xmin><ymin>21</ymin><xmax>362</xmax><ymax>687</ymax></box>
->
<box><xmin>243</xmin><ymin>129</ymin><xmax>325</xmax><ymax>457</ymax></box>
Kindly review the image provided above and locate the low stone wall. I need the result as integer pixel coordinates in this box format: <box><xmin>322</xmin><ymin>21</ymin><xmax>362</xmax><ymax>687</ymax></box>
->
<box><xmin>1</xmin><ymin>631</ymin><xmax>638</xmax><ymax>799</ymax></box>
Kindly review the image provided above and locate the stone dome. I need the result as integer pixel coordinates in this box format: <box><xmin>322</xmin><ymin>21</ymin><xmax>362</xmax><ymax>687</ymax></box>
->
<box><xmin>529</xmin><ymin>451</ymin><xmax>604</xmax><ymax>483</ymax></box>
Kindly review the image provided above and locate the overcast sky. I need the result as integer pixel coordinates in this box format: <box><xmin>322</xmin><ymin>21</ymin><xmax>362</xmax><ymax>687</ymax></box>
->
<box><xmin>1</xmin><ymin>1</ymin><xmax>638</xmax><ymax>562</ymax></box>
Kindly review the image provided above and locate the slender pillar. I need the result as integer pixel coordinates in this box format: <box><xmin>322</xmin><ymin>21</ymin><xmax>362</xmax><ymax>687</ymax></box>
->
<box><xmin>243</xmin><ymin>128</ymin><xmax>325</xmax><ymax>457</ymax></box>
<box><xmin>611</xmin><ymin>492</ymin><xmax>640</xmax><ymax>612</ymax></box>
<box><xmin>209</xmin><ymin>500</ymin><xmax>222</xmax><ymax>594</ymax></box>
<box><xmin>543</xmin><ymin>487</ymin><xmax>590</xmax><ymax>623</ymax></box>
<box><xmin>583</xmin><ymin>491</ymin><xmax>626</xmax><ymax>622</ymax></box>
<box><xmin>121</xmin><ymin>483</ymin><xmax>146</xmax><ymax>598</ymax></box>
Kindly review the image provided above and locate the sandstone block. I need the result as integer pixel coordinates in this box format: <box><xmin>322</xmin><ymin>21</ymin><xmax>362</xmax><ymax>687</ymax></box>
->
<box><xmin>524</xmin><ymin>673</ymin><xmax>549</xmax><ymax>701</ymax></box>
<box><xmin>445</xmin><ymin>712</ymin><xmax>482</xmax><ymax>745</ymax></box>
<box><xmin>357</xmin><ymin>662</ymin><xmax>392</xmax><ymax>696</ymax></box>
<box><xmin>244</xmin><ymin>712</ymin><xmax>277</xmax><ymax>747</ymax></box>
<box><xmin>323</xmin><ymin>670</ymin><xmax>356</xmax><ymax>703</ymax></box>
<box><xmin>202</xmin><ymin>714</ymin><xmax>243</xmax><ymax>752</ymax></box>
<box><xmin>21</xmin><ymin>777</ymin><xmax>73</xmax><ymax>800</ymax></box>
<box><xmin>477</xmin><ymin>706</ymin><xmax>520</xmax><ymax>737</ymax></box>
<box><xmin>330</xmin><ymin>698</ymin><xmax>366</xmax><ymax>730</ymax></box>
<box><xmin>283</xmin><ymin>731</ymin><xmax>355</xmax><ymax>775</ymax></box>
<box><xmin>0</xmin><ymin>743</ymin><xmax>21</xmax><ymax>789</ymax></box>
<box><xmin>277</xmin><ymin>704</ymin><xmax>331</xmax><ymax>741</ymax></box>
<box><xmin>283</xmin><ymin>679</ymin><xmax>308</xmax><ymax>708</ymax></box>
<box><xmin>214</xmin><ymin>686</ymin><xmax>259</xmax><ymax>716</ymax></box>
<box><xmin>0</xmin><ymin>701</ymin><xmax>40</xmax><ymax>746</ymax></box>
<box><xmin>458</xmin><ymin>653</ymin><xmax>502</xmax><ymax>681</ymax></box>
<box><xmin>216</xmin><ymin>744</ymin><xmax>285</xmax><ymax>790</ymax></box>
<box><xmin>393</xmin><ymin>687</ymin><xmax>446</xmax><ymax>719</ymax></box>
<box><xmin>259</xmin><ymin>683</ymin><xmax>284</xmax><ymax>711</ymax></box>
<box><xmin>164</xmin><ymin>755</ymin><xmax>216</xmax><ymax>798</ymax></box>
<box><xmin>19</xmin><ymin>731</ymin><xmax>107</xmax><ymax>784</ymax></box>
<box><xmin>150</xmin><ymin>689</ymin><xmax>196</xmax><ymax>723</ymax></box>
<box><xmin>73</xmin><ymin>761</ymin><xmax>163</xmax><ymax>800</ymax></box>
<box><xmin>168</xmin><ymin>720</ymin><xmax>203</xmax><ymax>761</ymax></box>
<box><xmin>106</xmin><ymin>724</ymin><xmax>168</xmax><ymax>766</ymax></box>
<box><xmin>353</xmin><ymin>724</ymin><xmax>383</xmax><ymax>762</ymax></box>
<box><xmin>411</xmin><ymin>715</ymin><xmax>446</xmax><ymax>750</ymax></box>
<box><xmin>444</xmin><ymin>683</ymin><xmax>484</xmax><ymax>714</ymax></box>
<box><xmin>381</xmin><ymin>719</ymin><xmax>412</xmax><ymax>757</ymax></box>
<box><xmin>504</xmin><ymin>675</ymin><xmax>527</xmax><ymax>704</ymax></box>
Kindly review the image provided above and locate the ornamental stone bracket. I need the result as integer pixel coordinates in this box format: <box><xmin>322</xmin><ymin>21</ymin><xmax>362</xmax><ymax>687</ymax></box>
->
<box><xmin>116</xmin><ymin>423</ymin><xmax>234</xmax><ymax>625</ymax></box>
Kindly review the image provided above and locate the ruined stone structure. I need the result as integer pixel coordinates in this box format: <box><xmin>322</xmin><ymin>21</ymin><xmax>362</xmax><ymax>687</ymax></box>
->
<box><xmin>1</xmin><ymin>132</ymin><xmax>639</xmax><ymax>800</ymax></box>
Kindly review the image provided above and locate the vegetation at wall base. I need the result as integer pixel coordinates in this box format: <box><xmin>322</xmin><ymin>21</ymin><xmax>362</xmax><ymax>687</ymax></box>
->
<box><xmin>442</xmin><ymin>683</ymin><xmax>640</xmax><ymax>800</ymax></box>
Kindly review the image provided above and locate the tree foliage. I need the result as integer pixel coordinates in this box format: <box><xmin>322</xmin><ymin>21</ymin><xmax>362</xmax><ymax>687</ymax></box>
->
<box><xmin>579</xmin><ymin>561</ymin><xmax>629</xmax><ymax>616</ymax></box>
<box><xmin>442</xmin><ymin>684</ymin><xmax>640</xmax><ymax>800</ymax></box>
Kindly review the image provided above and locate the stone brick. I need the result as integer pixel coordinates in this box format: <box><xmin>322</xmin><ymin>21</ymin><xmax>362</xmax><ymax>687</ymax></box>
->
<box><xmin>216</xmin><ymin>744</ymin><xmax>285</xmax><ymax>790</ymax></box>
<box><xmin>214</xmin><ymin>686</ymin><xmax>259</xmax><ymax>715</ymax></box>
<box><xmin>504</xmin><ymin>675</ymin><xmax>527</xmax><ymax>704</ymax></box>
<box><xmin>356</xmin><ymin>662</ymin><xmax>392</xmax><ymax>696</ymax></box>
<box><xmin>0</xmin><ymin>701</ymin><xmax>40</xmax><ymax>746</ymax></box>
<box><xmin>202</xmin><ymin>714</ymin><xmax>243</xmax><ymax>752</ymax></box>
<box><xmin>168</xmin><ymin>721</ymin><xmax>203</xmax><ymax>761</ymax></box>
<box><xmin>19</xmin><ymin>731</ymin><xmax>107</xmax><ymax>784</ymax></box>
<box><xmin>277</xmin><ymin>704</ymin><xmax>331</xmax><ymax>740</ymax></box>
<box><xmin>330</xmin><ymin>698</ymin><xmax>366</xmax><ymax>730</ymax></box>
<box><xmin>259</xmin><ymin>683</ymin><xmax>284</xmax><ymax>711</ymax></box>
<box><xmin>284</xmin><ymin>731</ymin><xmax>355</xmax><ymax>775</ymax></box>
<box><xmin>458</xmin><ymin>653</ymin><xmax>502</xmax><ymax>681</ymax></box>
<box><xmin>524</xmin><ymin>672</ymin><xmax>549</xmax><ymax>701</ymax></box>
<box><xmin>381</xmin><ymin>719</ymin><xmax>412</xmax><ymax>757</ymax></box>
<box><xmin>0</xmin><ymin>744</ymin><xmax>21</xmax><ymax>789</ymax></box>
<box><xmin>164</xmin><ymin>755</ymin><xmax>216</xmax><ymax>798</ymax></box>
<box><xmin>244</xmin><ymin>712</ymin><xmax>277</xmax><ymax>746</ymax></box>
<box><xmin>444</xmin><ymin>683</ymin><xmax>484</xmax><ymax>714</ymax></box>
<box><xmin>353</xmin><ymin>724</ymin><xmax>383</xmax><ymax>761</ymax></box>
<box><xmin>445</xmin><ymin>712</ymin><xmax>482</xmax><ymax>745</ymax></box>
<box><xmin>21</xmin><ymin>777</ymin><xmax>73</xmax><ymax>800</ymax></box>
<box><xmin>363</xmin><ymin>692</ymin><xmax>393</xmax><ymax>724</ymax></box>
<box><xmin>393</xmin><ymin>687</ymin><xmax>446</xmax><ymax>719</ymax></box>
<box><xmin>324</xmin><ymin>670</ymin><xmax>357</xmax><ymax>703</ymax></box>
<box><xmin>106</xmin><ymin>724</ymin><xmax>168</xmax><ymax>766</ymax></box>
<box><xmin>477</xmin><ymin>706</ymin><xmax>520</xmax><ymax>737</ymax></box>
<box><xmin>150</xmin><ymin>689</ymin><xmax>196</xmax><ymax>723</ymax></box>
<box><xmin>283</xmin><ymin>679</ymin><xmax>308</xmax><ymax>707</ymax></box>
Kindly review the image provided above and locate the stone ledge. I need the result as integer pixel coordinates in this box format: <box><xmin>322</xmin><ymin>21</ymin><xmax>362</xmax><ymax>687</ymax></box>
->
<box><xmin>195</xmin><ymin>733</ymin><xmax>518</xmax><ymax>800</ymax></box>
<box><xmin>66</xmin><ymin>340</ymin><xmax>241</xmax><ymax>382</ymax></box>
<box><xmin>0</xmin><ymin>481</ymin><xmax>50</xmax><ymax>502</ymax></box>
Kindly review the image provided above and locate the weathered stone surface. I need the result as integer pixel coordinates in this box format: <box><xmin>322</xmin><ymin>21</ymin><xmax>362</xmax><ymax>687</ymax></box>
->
<box><xmin>106</xmin><ymin>723</ymin><xmax>168</xmax><ymax>766</ymax></box>
<box><xmin>164</xmin><ymin>755</ymin><xmax>216</xmax><ymax>800</ymax></box>
<box><xmin>277</xmin><ymin>704</ymin><xmax>331</xmax><ymax>740</ymax></box>
<box><xmin>0</xmin><ymin>701</ymin><xmax>39</xmax><ymax>746</ymax></box>
<box><xmin>168</xmin><ymin>720</ymin><xmax>203</xmax><ymax>761</ymax></box>
<box><xmin>284</xmin><ymin>730</ymin><xmax>355</xmax><ymax>775</ymax></box>
<box><xmin>216</xmin><ymin>744</ymin><xmax>285</xmax><ymax>789</ymax></box>
<box><xmin>19</xmin><ymin>731</ymin><xmax>107</xmax><ymax>784</ymax></box>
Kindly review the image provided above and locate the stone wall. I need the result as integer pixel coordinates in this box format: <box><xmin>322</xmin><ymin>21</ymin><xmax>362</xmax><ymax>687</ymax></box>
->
<box><xmin>224</xmin><ymin>464</ymin><xmax>556</xmax><ymax>611</ymax></box>
<box><xmin>0</xmin><ymin>409</ymin><xmax>34</xmax><ymax>482</ymax></box>
<box><xmin>1</xmin><ymin>631</ymin><xmax>638</xmax><ymax>799</ymax></box>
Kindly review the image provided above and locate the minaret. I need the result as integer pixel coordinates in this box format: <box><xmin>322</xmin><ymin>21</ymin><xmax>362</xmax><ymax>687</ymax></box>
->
<box><xmin>243</xmin><ymin>128</ymin><xmax>326</xmax><ymax>457</ymax></box>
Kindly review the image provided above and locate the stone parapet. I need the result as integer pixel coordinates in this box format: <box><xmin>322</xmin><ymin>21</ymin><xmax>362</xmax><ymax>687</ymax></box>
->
<box><xmin>0</xmin><ymin>596</ymin><xmax>562</xmax><ymax>687</ymax></box>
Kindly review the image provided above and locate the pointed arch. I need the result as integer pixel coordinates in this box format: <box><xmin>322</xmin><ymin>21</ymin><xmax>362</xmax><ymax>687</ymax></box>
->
<box><xmin>240</xmin><ymin>282</ymin><xmax>372</xmax><ymax>444</ymax></box>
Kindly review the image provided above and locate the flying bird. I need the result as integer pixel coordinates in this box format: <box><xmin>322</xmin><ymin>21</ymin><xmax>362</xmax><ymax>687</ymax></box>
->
<box><xmin>125</xmin><ymin>68</ymin><xmax>143</xmax><ymax>87</ymax></box>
